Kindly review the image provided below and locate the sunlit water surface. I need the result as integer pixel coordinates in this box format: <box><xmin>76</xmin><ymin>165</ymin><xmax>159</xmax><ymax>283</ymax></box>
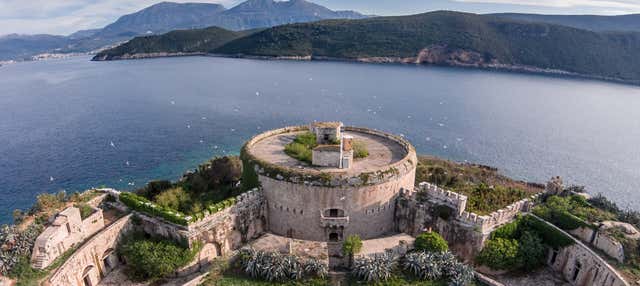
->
<box><xmin>1</xmin><ymin>56</ymin><xmax>639</xmax><ymax>224</ymax></box>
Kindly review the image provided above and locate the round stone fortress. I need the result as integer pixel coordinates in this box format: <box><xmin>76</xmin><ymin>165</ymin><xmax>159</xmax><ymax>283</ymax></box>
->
<box><xmin>241</xmin><ymin>122</ymin><xmax>417</xmax><ymax>242</ymax></box>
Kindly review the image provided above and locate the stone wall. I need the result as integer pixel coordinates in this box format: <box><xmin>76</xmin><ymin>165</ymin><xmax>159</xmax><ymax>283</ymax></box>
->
<box><xmin>45</xmin><ymin>214</ymin><xmax>133</xmax><ymax>286</ymax></box>
<box><xmin>135</xmin><ymin>189</ymin><xmax>266</xmax><ymax>265</ymax></box>
<box><xmin>395</xmin><ymin>184</ymin><xmax>543</xmax><ymax>260</ymax></box>
<box><xmin>312</xmin><ymin>148</ymin><xmax>341</xmax><ymax>167</ymax></box>
<box><xmin>262</xmin><ymin>166</ymin><xmax>416</xmax><ymax>241</ymax></box>
<box><xmin>570</xmin><ymin>226</ymin><xmax>626</xmax><ymax>263</ymax></box>
<box><xmin>541</xmin><ymin>217</ymin><xmax>629</xmax><ymax>286</ymax></box>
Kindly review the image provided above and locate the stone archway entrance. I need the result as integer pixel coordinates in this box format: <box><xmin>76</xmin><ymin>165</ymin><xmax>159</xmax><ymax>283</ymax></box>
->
<box><xmin>82</xmin><ymin>265</ymin><xmax>95</xmax><ymax>286</ymax></box>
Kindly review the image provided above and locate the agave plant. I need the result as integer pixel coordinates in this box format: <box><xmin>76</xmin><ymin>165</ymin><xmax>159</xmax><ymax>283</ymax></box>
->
<box><xmin>448</xmin><ymin>262</ymin><xmax>474</xmax><ymax>286</ymax></box>
<box><xmin>237</xmin><ymin>247</ymin><xmax>308</xmax><ymax>282</ymax></box>
<box><xmin>402</xmin><ymin>251</ymin><xmax>443</xmax><ymax>280</ymax></box>
<box><xmin>352</xmin><ymin>252</ymin><xmax>397</xmax><ymax>282</ymax></box>
<box><xmin>434</xmin><ymin>251</ymin><xmax>458</xmax><ymax>276</ymax></box>
<box><xmin>304</xmin><ymin>258</ymin><xmax>328</xmax><ymax>278</ymax></box>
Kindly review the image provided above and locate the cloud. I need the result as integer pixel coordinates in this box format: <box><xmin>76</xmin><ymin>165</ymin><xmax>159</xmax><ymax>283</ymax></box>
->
<box><xmin>0</xmin><ymin>0</ymin><xmax>242</xmax><ymax>35</ymax></box>
<box><xmin>452</xmin><ymin>0</ymin><xmax>640</xmax><ymax>13</ymax></box>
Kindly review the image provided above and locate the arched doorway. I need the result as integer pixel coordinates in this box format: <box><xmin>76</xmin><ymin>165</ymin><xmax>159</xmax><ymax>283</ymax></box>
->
<box><xmin>82</xmin><ymin>265</ymin><xmax>95</xmax><ymax>286</ymax></box>
<box><xmin>102</xmin><ymin>248</ymin><xmax>116</xmax><ymax>274</ymax></box>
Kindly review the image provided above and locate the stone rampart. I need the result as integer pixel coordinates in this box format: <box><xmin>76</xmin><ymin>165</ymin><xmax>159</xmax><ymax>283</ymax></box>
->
<box><xmin>134</xmin><ymin>189</ymin><xmax>266</xmax><ymax>265</ymax></box>
<box><xmin>417</xmin><ymin>182</ymin><xmax>467</xmax><ymax>216</ymax></box>
<box><xmin>537</xmin><ymin>215</ymin><xmax>629</xmax><ymax>286</ymax></box>
<box><xmin>45</xmin><ymin>214</ymin><xmax>133</xmax><ymax>286</ymax></box>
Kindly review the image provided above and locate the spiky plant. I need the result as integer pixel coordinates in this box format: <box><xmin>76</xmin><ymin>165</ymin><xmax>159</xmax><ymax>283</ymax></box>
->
<box><xmin>352</xmin><ymin>252</ymin><xmax>397</xmax><ymax>282</ymax></box>
<box><xmin>237</xmin><ymin>248</ymin><xmax>308</xmax><ymax>282</ymax></box>
<box><xmin>402</xmin><ymin>251</ymin><xmax>443</xmax><ymax>280</ymax></box>
<box><xmin>304</xmin><ymin>258</ymin><xmax>328</xmax><ymax>278</ymax></box>
<box><xmin>434</xmin><ymin>251</ymin><xmax>457</xmax><ymax>276</ymax></box>
<box><xmin>448</xmin><ymin>262</ymin><xmax>474</xmax><ymax>286</ymax></box>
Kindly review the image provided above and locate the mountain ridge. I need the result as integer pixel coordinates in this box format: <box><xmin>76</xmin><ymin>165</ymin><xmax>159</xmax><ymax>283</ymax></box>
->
<box><xmin>94</xmin><ymin>11</ymin><xmax>640</xmax><ymax>85</ymax></box>
<box><xmin>0</xmin><ymin>0</ymin><xmax>367</xmax><ymax>61</ymax></box>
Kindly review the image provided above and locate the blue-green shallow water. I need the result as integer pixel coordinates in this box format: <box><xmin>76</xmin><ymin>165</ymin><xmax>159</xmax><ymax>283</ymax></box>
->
<box><xmin>1</xmin><ymin>56</ymin><xmax>639</xmax><ymax>224</ymax></box>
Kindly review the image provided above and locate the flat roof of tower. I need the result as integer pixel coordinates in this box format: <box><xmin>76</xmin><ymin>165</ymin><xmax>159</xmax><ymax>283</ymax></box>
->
<box><xmin>247</xmin><ymin>126</ymin><xmax>410</xmax><ymax>175</ymax></box>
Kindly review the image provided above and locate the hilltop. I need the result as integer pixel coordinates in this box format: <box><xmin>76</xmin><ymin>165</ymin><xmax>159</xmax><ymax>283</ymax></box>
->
<box><xmin>95</xmin><ymin>11</ymin><xmax>640</xmax><ymax>84</ymax></box>
<box><xmin>0</xmin><ymin>0</ymin><xmax>367</xmax><ymax>61</ymax></box>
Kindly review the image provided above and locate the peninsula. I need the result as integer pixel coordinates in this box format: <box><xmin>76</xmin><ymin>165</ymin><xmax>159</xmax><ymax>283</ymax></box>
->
<box><xmin>2</xmin><ymin>122</ymin><xmax>639</xmax><ymax>286</ymax></box>
<box><xmin>93</xmin><ymin>11</ymin><xmax>640</xmax><ymax>85</ymax></box>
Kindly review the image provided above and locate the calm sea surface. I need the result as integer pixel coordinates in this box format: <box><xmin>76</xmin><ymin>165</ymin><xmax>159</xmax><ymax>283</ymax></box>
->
<box><xmin>1</xmin><ymin>56</ymin><xmax>639</xmax><ymax>224</ymax></box>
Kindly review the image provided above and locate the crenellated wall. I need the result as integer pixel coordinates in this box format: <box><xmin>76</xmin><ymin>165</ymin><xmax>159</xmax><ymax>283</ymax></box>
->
<box><xmin>134</xmin><ymin>189</ymin><xmax>267</xmax><ymax>265</ymax></box>
<box><xmin>396</xmin><ymin>183</ymin><xmax>543</xmax><ymax>260</ymax></box>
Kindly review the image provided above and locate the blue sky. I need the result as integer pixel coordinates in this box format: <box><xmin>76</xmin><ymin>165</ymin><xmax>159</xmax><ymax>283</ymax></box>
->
<box><xmin>1</xmin><ymin>0</ymin><xmax>640</xmax><ymax>36</ymax></box>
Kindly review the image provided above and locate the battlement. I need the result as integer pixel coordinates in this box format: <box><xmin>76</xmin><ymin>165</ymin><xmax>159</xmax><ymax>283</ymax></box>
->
<box><xmin>417</xmin><ymin>181</ymin><xmax>543</xmax><ymax>234</ymax></box>
<box><xmin>417</xmin><ymin>182</ymin><xmax>468</xmax><ymax>216</ymax></box>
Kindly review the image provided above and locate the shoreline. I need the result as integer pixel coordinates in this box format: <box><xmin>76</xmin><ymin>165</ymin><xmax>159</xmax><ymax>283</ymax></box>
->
<box><xmin>91</xmin><ymin>52</ymin><xmax>640</xmax><ymax>86</ymax></box>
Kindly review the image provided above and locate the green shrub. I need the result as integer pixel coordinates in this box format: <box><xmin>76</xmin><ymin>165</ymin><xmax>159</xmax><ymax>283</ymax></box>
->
<box><xmin>284</xmin><ymin>143</ymin><xmax>313</xmax><ymax>163</ymax></box>
<box><xmin>352</xmin><ymin>140</ymin><xmax>369</xmax><ymax>159</ymax></box>
<box><xmin>476</xmin><ymin>238</ymin><xmax>519</xmax><ymax>270</ymax></box>
<box><xmin>284</xmin><ymin>132</ymin><xmax>318</xmax><ymax>163</ymax></box>
<box><xmin>520</xmin><ymin>215</ymin><xmax>574</xmax><ymax>248</ymax></box>
<box><xmin>414</xmin><ymin>232</ymin><xmax>448</xmax><ymax>253</ymax></box>
<box><xmin>118</xmin><ymin>233</ymin><xmax>200</xmax><ymax>280</ymax></box>
<box><xmin>342</xmin><ymin>235</ymin><xmax>363</xmax><ymax>256</ymax></box>
<box><xmin>490</xmin><ymin>219</ymin><xmax>519</xmax><ymax>240</ymax></box>
<box><xmin>517</xmin><ymin>231</ymin><xmax>546</xmax><ymax>269</ymax></box>
<box><xmin>75</xmin><ymin>203</ymin><xmax>95</xmax><ymax>220</ymax></box>
<box><xmin>119</xmin><ymin>192</ymin><xmax>189</xmax><ymax>225</ymax></box>
<box><xmin>155</xmin><ymin>187</ymin><xmax>191</xmax><ymax>212</ymax></box>
<box><xmin>138</xmin><ymin>180</ymin><xmax>173</xmax><ymax>200</ymax></box>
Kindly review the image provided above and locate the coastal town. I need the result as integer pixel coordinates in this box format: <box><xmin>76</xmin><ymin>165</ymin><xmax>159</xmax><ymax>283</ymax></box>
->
<box><xmin>1</xmin><ymin>122</ymin><xmax>638</xmax><ymax>286</ymax></box>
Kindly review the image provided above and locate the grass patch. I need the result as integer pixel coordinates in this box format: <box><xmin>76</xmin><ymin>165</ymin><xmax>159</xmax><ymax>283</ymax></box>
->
<box><xmin>75</xmin><ymin>203</ymin><xmax>95</xmax><ymax>220</ymax></box>
<box><xmin>352</xmin><ymin>140</ymin><xmax>369</xmax><ymax>159</ymax></box>
<box><xmin>533</xmin><ymin>195</ymin><xmax>616</xmax><ymax>230</ymax></box>
<box><xmin>284</xmin><ymin>132</ymin><xmax>318</xmax><ymax>164</ymax></box>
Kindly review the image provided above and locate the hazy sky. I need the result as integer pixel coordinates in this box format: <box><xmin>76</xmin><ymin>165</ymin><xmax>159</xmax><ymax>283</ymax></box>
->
<box><xmin>1</xmin><ymin>0</ymin><xmax>640</xmax><ymax>36</ymax></box>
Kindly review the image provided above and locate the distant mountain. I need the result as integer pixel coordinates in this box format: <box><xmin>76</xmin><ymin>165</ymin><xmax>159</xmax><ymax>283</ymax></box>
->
<box><xmin>0</xmin><ymin>34</ymin><xmax>73</xmax><ymax>61</ymax></box>
<box><xmin>95</xmin><ymin>2</ymin><xmax>227</xmax><ymax>38</ymax></box>
<box><xmin>0</xmin><ymin>0</ymin><xmax>367</xmax><ymax>61</ymax></box>
<box><xmin>95</xmin><ymin>11</ymin><xmax>640</xmax><ymax>84</ymax></box>
<box><xmin>493</xmin><ymin>13</ymin><xmax>640</xmax><ymax>32</ymax></box>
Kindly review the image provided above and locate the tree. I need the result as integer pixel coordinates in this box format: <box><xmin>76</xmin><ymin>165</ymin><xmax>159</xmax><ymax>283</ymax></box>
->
<box><xmin>342</xmin><ymin>235</ymin><xmax>363</xmax><ymax>268</ymax></box>
<box><xmin>477</xmin><ymin>238</ymin><xmax>519</xmax><ymax>270</ymax></box>
<box><xmin>517</xmin><ymin>231</ymin><xmax>546</xmax><ymax>269</ymax></box>
<box><xmin>414</xmin><ymin>231</ymin><xmax>449</xmax><ymax>253</ymax></box>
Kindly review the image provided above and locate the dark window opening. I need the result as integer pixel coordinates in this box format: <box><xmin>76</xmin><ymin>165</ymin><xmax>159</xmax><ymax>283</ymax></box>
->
<box><xmin>83</xmin><ymin>275</ymin><xmax>92</xmax><ymax>286</ymax></box>
<box><xmin>326</xmin><ymin>208</ymin><xmax>344</xmax><ymax>217</ymax></box>
<box><xmin>324</xmin><ymin>134</ymin><xmax>330</xmax><ymax>141</ymax></box>
<box><xmin>66</xmin><ymin>223</ymin><xmax>71</xmax><ymax>234</ymax></box>
<box><xmin>329</xmin><ymin>233</ymin><xmax>339</xmax><ymax>242</ymax></box>
<box><xmin>572</xmin><ymin>261</ymin><xmax>582</xmax><ymax>281</ymax></box>
<box><xmin>103</xmin><ymin>257</ymin><xmax>111</xmax><ymax>271</ymax></box>
<box><xmin>550</xmin><ymin>249</ymin><xmax>558</xmax><ymax>264</ymax></box>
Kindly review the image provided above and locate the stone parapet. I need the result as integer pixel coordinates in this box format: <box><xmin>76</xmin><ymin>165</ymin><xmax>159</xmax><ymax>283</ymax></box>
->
<box><xmin>417</xmin><ymin>182</ymin><xmax>543</xmax><ymax>234</ymax></box>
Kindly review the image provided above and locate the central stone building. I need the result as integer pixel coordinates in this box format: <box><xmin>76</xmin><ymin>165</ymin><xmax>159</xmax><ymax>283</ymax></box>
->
<box><xmin>241</xmin><ymin>122</ymin><xmax>417</xmax><ymax>242</ymax></box>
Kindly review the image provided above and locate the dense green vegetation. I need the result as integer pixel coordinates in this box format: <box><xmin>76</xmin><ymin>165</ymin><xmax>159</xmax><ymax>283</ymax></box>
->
<box><xmin>415</xmin><ymin>156</ymin><xmax>542</xmax><ymax>215</ymax></box>
<box><xmin>352</xmin><ymin>140</ymin><xmax>369</xmax><ymax>159</ymax></box>
<box><xmin>533</xmin><ymin>194</ymin><xmax>616</xmax><ymax>230</ymax></box>
<box><xmin>120</xmin><ymin>156</ymin><xmax>244</xmax><ymax>225</ymax></box>
<box><xmin>93</xmin><ymin>27</ymin><xmax>250</xmax><ymax>60</ymax></box>
<box><xmin>414</xmin><ymin>232</ymin><xmax>449</xmax><ymax>253</ymax></box>
<box><xmin>118</xmin><ymin>233</ymin><xmax>201</xmax><ymax>281</ymax></box>
<box><xmin>236</xmin><ymin>248</ymin><xmax>327</xmax><ymax>282</ymax></box>
<box><xmin>284</xmin><ymin>132</ymin><xmax>318</xmax><ymax>163</ymax></box>
<box><xmin>97</xmin><ymin>11</ymin><xmax>640</xmax><ymax>83</ymax></box>
<box><xmin>476</xmin><ymin>215</ymin><xmax>572</xmax><ymax>271</ymax></box>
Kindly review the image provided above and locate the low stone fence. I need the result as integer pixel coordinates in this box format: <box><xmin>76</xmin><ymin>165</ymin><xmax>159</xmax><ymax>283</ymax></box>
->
<box><xmin>46</xmin><ymin>214</ymin><xmax>133</xmax><ymax>286</ymax></box>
